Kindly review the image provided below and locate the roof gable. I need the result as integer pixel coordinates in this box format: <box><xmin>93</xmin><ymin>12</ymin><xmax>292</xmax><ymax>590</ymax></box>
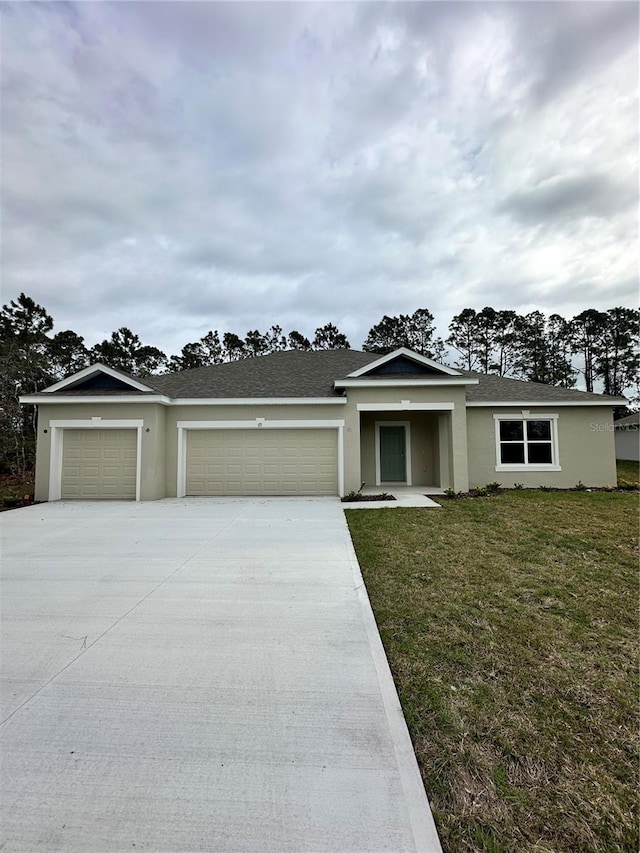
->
<box><xmin>43</xmin><ymin>363</ymin><xmax>157</xmax><ymax>394</ymax></box>
<box><xmin>346</xmin><ymin>348</ymin><xmax>461</xmax><ymax>378</ymax></box>
<box><xmin>25</xmin><ymin>351</ymin><xmax>626</xmax><ymax>406</ymax></box>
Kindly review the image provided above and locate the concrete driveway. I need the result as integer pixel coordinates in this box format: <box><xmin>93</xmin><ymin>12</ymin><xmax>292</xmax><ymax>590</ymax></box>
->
<box><xmin>1</xmin><ymin>498</ymin><xmax>441</xmax><ymax>852</ymax></box>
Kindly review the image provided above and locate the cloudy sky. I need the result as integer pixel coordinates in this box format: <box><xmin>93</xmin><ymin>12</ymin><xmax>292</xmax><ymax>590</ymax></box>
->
<box><xmin>2</xmin><ymin>1</ymin><xmax>637</xmax><ymax>356</ymax></box>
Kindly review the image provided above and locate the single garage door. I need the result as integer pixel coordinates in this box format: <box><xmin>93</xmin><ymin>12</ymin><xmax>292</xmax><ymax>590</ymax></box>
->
<box><xmin>61</xmin><ymin>429</ymin><xmax>137</xmax><ymax>499</ymax></box>
<box><xmin>186</xmin><ymin>429</ymin><xmax>338</xmax><ymax>496</ymax></box>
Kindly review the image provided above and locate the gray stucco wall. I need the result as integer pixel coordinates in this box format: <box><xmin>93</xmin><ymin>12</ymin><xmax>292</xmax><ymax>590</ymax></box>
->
<box><xmin>35</xmin><ymin>385</ymin><xmax>620</xmax><ymax>500</ymax></box>
<box><xmin>466</xmin><ymin>406</ymin><xmax>618</xmax><ymax>488</ymax></box>
<box><xmin>33</xmin><ymin>385</ymin><xmax>474</xmax><ymax>500</ymax></box>
<box><xmin>359</xmin><ymin>411</ymin><xmax>440</xmax><ymax>487</ymax></box>
<box><xmin>615</xmin><ymin>426</ymin><xmax>639</xmax><ymax>461</ymax></box>
<box><xmin>339</xmin><ymin>385</ymin><xmax>470</xmax><ymax>492</ymax></box>
<box><xmin>33</xmin><ymin>402</ymin><xmax>167</xmax><ymax>502</ymax></box>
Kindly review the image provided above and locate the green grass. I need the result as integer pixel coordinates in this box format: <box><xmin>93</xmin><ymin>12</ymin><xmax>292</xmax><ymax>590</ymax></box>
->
<box><xmin>346</xmin><ymin>491</ymin><xmax>639</xmax><ymax>853</ymax></box>
<box><xmin>617</xmin><ymin>458</ymin><xmax>639</xmax><ymax>488</ymax></box>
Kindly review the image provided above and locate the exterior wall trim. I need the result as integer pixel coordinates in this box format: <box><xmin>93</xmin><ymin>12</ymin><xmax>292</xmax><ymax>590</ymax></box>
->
<box><xmin>176</xmin><ymin>419</ymin><xmax>346</xmax><ymax>499</ymax></box>
<box><xmin>21</xmin><ymin>394</ymin><xmax>171</xmax><ymax>405</ymax></box>
<box><xmin>21</xmin><ymin>395</ymin><xmax>345</xmax><ymax>407</ymax></box>
<box><xmin>48</xmin><ymin>418</ymin><xmax>144</xmax><ymax>502</ymax></box>
<box><xmin>335</xmin><ymin>378</ymin><xmax>478</xmax><ymax>389</ymax></box>
<box><xmin>357</xmin><ymin>402</ymin><xmax>455</xmax><ymax>412</ymax></box>
<box><xmin>171</xmin><ymin>397</ymin><xmax>346</xmax><ymax>406</ymax></box>
<box><xmin>468</xmin><ymin>399</ymin><xmax>625</xmax><ymax>407</ymax></box>
<box><xmin>375</xmin><ymin>421</ymin><xmax>412</xmax><ymax>487</ymax></box>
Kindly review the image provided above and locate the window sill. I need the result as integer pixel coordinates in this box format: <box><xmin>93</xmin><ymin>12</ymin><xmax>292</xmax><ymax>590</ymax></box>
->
<box><xmin>495</xmin><ymin>464</ymin><xmax>562</xmax><ymax>472</ymax></box>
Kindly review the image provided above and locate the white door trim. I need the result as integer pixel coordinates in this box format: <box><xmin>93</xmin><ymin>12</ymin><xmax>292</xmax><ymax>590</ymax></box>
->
<box><xmin>48</xmin><ymin>419</ymin><xmax>144</xmax><ymax>502</ymax></box>
<box><xmin>375</xmin><ymin>421</ymin><xmax>412</xmax><ymax>487</ymax></box>
<box><xmin>176</xmin><ymin>420</ymin><xmax>346</xmax><ymax>498</ymax></box>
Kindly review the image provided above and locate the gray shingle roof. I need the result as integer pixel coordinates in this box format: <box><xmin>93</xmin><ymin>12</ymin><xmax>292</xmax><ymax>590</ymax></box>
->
<box><xmin>48</xmin><ymin>349</ymin><xmax>626</xmax><ymax>405</ymax></box>
<box><xmin>149</xmin><ymin>350</ymin><xmax>377</xmax><ymax>398</ymax></box>
<box><xmin>462</xmin><ymin>371</ymin><xmax>625</xmax><ymax>404</ymax></box>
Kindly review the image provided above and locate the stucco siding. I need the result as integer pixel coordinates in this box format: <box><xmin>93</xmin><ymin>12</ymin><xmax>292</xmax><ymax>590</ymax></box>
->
<box><xmin>342</xmin><ymin>385</ymin><xmax>469</xmax><ymax>492</ymax></box>
<box><xmin>615</xmin><ymin>427</ymin><xmax>639</xmax><ymax>461</ymax></box>
<box><xmin>34</xmin><ymin>386</ymin><xmax>618</xmax><ymax>502</ymax></box>
<box><xmin>33</xmin><ymin>402</ymin><xmax>166</xmax><ymax>502</ymax></box>
<box><xmin>467</xmin><ymin>406</ymin><xmax>618</xmax><ymax>488</ymax></box>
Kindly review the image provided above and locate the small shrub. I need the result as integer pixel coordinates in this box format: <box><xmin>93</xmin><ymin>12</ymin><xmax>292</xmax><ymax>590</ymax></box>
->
<box><xmin>473</xmin><ymin>486</ymin><xmax>489</xmax><ymax>497</ymax></box>
<box><xmin>485</xmin><ymin>481</ymin><xmax>501</xmax><ymax>494</ymax></box>
<box><xmin>443</xmin><ymin>487</ymin><xmax>458</xmax><ymax>499</ymax></box>
<box><xmin>513</xmin><ymin>483</ymin><xmax>524</xmax><ymax>490</ymax></box>
<box><xmin>573</xmin><ymin>481</ymin><xmax>587</xmax><ymax>491</ymax></box>
<box><xmin>342</xmin><ymin>491</ymin><xmax>396</xmax><ymax>502</ymax></box>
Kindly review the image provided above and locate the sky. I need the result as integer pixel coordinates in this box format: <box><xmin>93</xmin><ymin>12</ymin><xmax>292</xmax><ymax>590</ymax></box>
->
<box><xmin>1</xmin><ymin>0</ymin><xmax>638</xmax><ymax>357</ymax></box>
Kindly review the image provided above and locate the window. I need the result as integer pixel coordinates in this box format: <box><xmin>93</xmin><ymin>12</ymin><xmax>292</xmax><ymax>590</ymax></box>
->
<box><xmin>494</xmin><ymin>415</ymin><xmax>560</xmax><ymax>470</ymax></box>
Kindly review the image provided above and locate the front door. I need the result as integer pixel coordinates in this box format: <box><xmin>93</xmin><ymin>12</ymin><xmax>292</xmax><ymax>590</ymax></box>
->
<box><xmin>379</xmin><ymin>425</ymin><xmax>407</xmax><ymax>482</ymax></box>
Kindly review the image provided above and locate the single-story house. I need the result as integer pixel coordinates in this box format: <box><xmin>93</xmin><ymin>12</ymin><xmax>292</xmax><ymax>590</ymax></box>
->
<box><xmin>614</xmin><ymin>411</ymin><xmax>639</xmax><ymax>462</ymax></box>
<box><xmin>21</xmin><ymin>347</ymin><xmax>626</xmax><ymax>501</ymax></box>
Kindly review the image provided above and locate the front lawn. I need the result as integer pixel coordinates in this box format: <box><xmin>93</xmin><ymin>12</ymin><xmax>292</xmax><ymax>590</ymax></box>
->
<box><xmin>346</xmin><ymin>491</ymin><xmax>639</xmax><ymax>853</ymax></box>
<box><xmin>617</xmin><ymin>458</ymin><xmax>639</xmax><ymax>488</ymax></box>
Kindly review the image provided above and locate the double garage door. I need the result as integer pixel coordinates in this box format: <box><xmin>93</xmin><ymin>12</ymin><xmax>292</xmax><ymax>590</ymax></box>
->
<box><xmin>61</xmin><ymin>429</ymin><xmax>137</xmax><ymax>500</ymax></box>
<box><xmin>186</xmin><ymin>429</ymin><xmax>338</xmax><ymax>496</ymax></box>
<box><xmin>58</xmin><ymin>427</ymin><xmax>338</xmax><ymax>499</ymax></box>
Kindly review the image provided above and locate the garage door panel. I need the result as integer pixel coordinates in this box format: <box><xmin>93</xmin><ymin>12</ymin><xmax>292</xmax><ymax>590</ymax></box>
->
<box><xmin>186</xmin><ymin>429</ymin><xmax>338</xmax><ymax>496</ymax></box>
<box><xmin>61</xmin><ymin>429</ymin><xmax>137</xmax><ymax>500</ymax></box>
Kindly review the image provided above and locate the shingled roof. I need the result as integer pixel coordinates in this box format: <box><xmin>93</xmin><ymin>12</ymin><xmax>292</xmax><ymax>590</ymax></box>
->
<box><xmin>462</xmin><ymin>371</ymin><xmax>625</xmax><ymax>404</ymax></box>
<box><xmin>45</xmin><ymin>349</ymin><xmax>626</xmax><ymax>404</ymax></box>
<box><xmin>148</xmin><ymin>349</ymin><xmax>377</xmax><ymax>398</ymax></box>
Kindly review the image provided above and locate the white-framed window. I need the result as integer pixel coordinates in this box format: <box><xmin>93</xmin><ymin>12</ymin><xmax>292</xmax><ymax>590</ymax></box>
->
<box><xmin>494</xmin><ymin>413</ymin><xmax>561</xmax><ymax>471</ymax></box>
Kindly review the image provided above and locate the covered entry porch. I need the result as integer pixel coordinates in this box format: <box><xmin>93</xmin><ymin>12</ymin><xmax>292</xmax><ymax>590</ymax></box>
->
<box><xmin>358</xmin><ymin>408</ymin><xmax>456</xmax><ymax>491</ymax></box>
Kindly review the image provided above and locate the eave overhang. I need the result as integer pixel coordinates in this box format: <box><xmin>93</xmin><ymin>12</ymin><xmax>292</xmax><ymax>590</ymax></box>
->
<box><xmin>466</xmin><ymin>398</ymin><xmax>628</xmax><ymax>407</ymax></box>
<box><xmin>20</xmin><ymin>394</ymin><xmax>347</xmax><ymax>406</ymax></box>
<box><xmin>20</xmin><ymin>394</ymin><xmax>173</xmax><ymax>405</ymax></box>
<box><xmin>334</xmin><ymin>378</ymin><xmax>479</xmax><ymax>389</ymax></box>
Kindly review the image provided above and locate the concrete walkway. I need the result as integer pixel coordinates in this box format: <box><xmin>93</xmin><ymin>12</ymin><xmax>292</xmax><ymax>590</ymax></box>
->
<box><xmin>1</xmin><ymin>498</ymin><xmax>441</xmax><ymax>852</ymax></box>
<box><xmin>344</xmin><ymin>487</ymin><xmax>443</xmax><ymax>509</ymax></box>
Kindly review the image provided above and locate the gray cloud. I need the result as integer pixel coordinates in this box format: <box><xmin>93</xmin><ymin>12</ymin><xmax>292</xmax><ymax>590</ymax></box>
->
<box><xmin>498</xmin><ymin>173</ymin><xmax>638</xmax><ymax>225</ymax></box>
<box><xmin>518</xmin><ymin>2</ymin><xmax>639</xmax><ymax>104</ymax></box>
<box><xmin>0</xmin><ymin>1</ymin><xmax>637</xmax><ymax>357</ymax></box>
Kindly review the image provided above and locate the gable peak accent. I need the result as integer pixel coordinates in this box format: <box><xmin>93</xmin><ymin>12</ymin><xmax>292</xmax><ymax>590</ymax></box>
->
<box><xmin>43</xmin><ymin>363</ymin><xmax>156</xmax><ymax>394</ymax></box>
<box><xmin>346</xmin><ymin>348</ymin><xmax>461</xmax><ymax>378</ymax></box>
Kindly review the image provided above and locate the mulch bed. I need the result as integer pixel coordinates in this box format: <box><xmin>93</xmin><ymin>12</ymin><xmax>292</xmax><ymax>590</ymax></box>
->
<box><xmin>341</xmin><ymin>493</ymin><xmax>396</xmax><ymax>502</ymax></box>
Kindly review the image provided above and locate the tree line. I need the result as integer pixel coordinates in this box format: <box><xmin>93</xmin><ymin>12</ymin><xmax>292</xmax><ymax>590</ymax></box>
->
<box><xmin>1</xmin><ymin>294</ymin><xmax>637</xmax><ymax>475</ymax></box>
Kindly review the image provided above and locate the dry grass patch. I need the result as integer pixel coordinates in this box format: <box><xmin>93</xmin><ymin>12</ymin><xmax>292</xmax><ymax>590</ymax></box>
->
<box><xmin>617</xmin><ymin>458</ymin><xmax>639</xmax><ymax>489</ymax></box>
<box><xmin>346</xmin><ymin>491</ymin><xmax>639</xmax><ymax>853</ymax></box>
